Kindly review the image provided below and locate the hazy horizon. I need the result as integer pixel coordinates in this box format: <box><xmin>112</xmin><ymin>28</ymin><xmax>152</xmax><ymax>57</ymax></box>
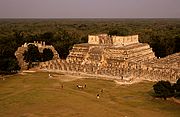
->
<box><xmin>0</xmin><ymin>0</ymin><xmax>179</xmax><ymax>18</ymax></box>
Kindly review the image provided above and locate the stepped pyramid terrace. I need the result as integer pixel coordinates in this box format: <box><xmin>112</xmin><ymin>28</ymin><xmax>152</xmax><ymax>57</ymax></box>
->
<box><xmin>16</xmin><ymin>34</ymin><xmax>179</xmax><ymax>83</ymax></box>
<box><xmin>66</xmin><ymin>34</ymin><xmax>156</xmax><ymax>65</ymax></box>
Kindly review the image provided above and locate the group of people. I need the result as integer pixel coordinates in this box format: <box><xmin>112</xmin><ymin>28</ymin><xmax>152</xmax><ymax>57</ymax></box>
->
<box><xmin>76</xmin><ymin>84</ymin><xmax>86</xmax><ymax>89</ymax></box>
<box><xmin>76</xmin><ymin>83</ymin><xmax>104</xmax><ymax>99</ymax></box>
<box><xmin>49</xmin><ymin>73</ymin><xmax>104</xmax><ymax>99</ymax></box>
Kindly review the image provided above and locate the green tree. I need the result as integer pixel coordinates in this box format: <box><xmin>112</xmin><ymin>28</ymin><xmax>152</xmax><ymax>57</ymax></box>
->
<box><xmin>42</xmin><ymin>48</ymin><xmax>54</xmax><ymax>61</ymax></box>
<box><xmin>174</xmin><ymin>36</ymin><xmax>180</xmax><ymax>53</ymax></box>
<box><xmin>0</xmin><ymin>57</ymin><xmax>20</xmax><ymax>74</ymax></box>
<box><xmin>108</xmin><ymin>28</ymin><xmax>130</xmax><ymax>36</ymax></box>
<box><xmin>153</xmin><ymin>80</ymin><xmax>174</xmax><ymax>100</ymax></box>
<box><xmin>0</xmin><ymin>36</ymin><xmax>21</xmax><ymax>74</ymax></box>
<box><xmin>40</xmin><ymin>32</ymin><xmax>54</xmax><ymax>44</ymax></box>
<box><xmin>23</xmin><ymin>44</ymin><xmax>40</xmax><ymax>69</ymax></box>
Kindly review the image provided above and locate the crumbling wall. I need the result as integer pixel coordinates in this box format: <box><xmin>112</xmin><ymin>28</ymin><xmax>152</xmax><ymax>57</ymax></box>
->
<box><xmin>112</xmin><ymin>35</ymin><xmax>139</xmax><ymax>46</ymax></box>
<box><xmin>15</xmin><ymin>41</ymin><xmax>59</xmax><ymax>70</ymax></box>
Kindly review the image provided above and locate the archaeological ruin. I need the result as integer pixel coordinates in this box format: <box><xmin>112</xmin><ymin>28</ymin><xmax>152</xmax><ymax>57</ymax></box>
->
<box><xmin>15</xmin><ymin>41</ymin><xmax>59</xmax><ymax>70</ymax></box>
<box><xmin>16</xmin><ymin>34</ymin><xmax>180</xmax><ymax>83</ymax></box>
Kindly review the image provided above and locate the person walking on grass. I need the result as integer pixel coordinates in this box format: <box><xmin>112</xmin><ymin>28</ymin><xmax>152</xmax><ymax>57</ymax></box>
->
<box><xmin>97</xmin><ymin>94</ymin><xmax>100</xmax><ymax>99</ymax></box>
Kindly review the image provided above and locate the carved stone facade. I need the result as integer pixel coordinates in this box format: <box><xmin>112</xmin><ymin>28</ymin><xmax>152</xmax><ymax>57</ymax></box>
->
<box><xmin>141</xmin><ymin>53</ymin><xmax>180</xmax><ymax>82</ymax></box>
<box><xmin>88</xmin><ymin>34</ymin><xmax>139</xmax><ymax>46</ymax></box>
<box><xmin>15</xmin><ymin>41</ymin><xmax>59</xmax><ymax>70</ymax></box>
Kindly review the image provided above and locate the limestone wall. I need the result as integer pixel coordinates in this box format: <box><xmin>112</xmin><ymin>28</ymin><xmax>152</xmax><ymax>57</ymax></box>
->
<box><xmin>112</xmin><ymin>35</ymin><xmax>139</xmax><ymax>46</ymax></box>
<box><xmin>15</xmin><ymin>47</ymin><xmax>28</xmax><ymax>70</ymax></box>
<box><xmin>88</xmin><ymin>34</ymin><xmax>139</xmax><ymax>46</ymax></box>
<box><xmin>15</xmin><ymin>41</ymin><xmax>59</xmax><ymax>70</ymax></box>
<box><xmin>38</xmin><ymin>53</ymin><xmax>180</xmax><ymax>83</ymax></box>
<box><xmin>66</xmin><ymin>44</ymin><xmax>89</xmax><ymax>63</ymax></box>
<box><xmin>88</xmin><ymin>35</ymin><xmax>100</xmax><ymax>44</ymax></box>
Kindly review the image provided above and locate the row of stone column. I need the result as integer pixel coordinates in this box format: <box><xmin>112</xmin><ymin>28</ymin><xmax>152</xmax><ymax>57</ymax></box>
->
<box><xmin>38</xmin><ymin>59</ymin><xmax>179</xmax><ymax>82</ymax></box>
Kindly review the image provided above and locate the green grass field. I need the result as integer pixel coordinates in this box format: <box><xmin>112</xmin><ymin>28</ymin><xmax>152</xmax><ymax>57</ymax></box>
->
<box><xmin>0</xmin><ymin>72</ymin><xmax>180</xmax><ymax>117</ymax></box>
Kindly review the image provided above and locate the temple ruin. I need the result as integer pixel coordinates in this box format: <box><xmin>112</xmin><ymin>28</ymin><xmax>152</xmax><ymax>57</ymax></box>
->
<box><xmin>37</xmin><ymin>34</ymin><xmax>180</xmax><ymax>83</ymax></box>
<box><xmin>15</xmin><ymin>41</ymin><xmax>59</xmax><ymax>70</ymax></box>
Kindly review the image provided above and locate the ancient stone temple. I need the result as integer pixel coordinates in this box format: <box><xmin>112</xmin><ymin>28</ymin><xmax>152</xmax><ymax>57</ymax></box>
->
<box><xmin>61</xmin><ymin>34</ymin><xmax>156</xmax><ymax>80</ymax></box>
<box><xmin>37</xmin><ymin>34</ymin><xmax>180</xmax><ymax>83</ymax></box>
<box><xmin>15</xmin><ymin>41</ymin><xmax>59</xmax><ymax>70</ymax></box>
<box><xmin>66</xmin><ymin>34</ymin><xmax>155</xmax><ymax>65</ymax></box>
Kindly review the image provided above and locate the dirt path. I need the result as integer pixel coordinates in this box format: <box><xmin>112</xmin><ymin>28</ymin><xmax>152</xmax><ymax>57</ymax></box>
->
<box><xmin>23</xmin><ymin>69</ymin><xmax>156</xmax><ymax>85</ymax></box>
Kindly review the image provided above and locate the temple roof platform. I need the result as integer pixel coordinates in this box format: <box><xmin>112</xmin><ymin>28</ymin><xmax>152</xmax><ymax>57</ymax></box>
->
<box><xmin>67</xmin><ymin>34</ymin><xmax>156</xmax><ymax>65</ymax></box>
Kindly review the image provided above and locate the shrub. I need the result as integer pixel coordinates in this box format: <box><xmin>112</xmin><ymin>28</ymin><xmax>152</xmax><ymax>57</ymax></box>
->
<box><xmin>153</xmin><ymin>80</ymin><xmax>174</xmax><ymax>100</ymax></box>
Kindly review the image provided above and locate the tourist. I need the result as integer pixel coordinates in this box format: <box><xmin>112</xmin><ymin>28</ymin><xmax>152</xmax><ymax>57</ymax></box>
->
<box><xmin>97</xmin><ymin>94</ymin><xmax>100</xmax><ymax>99</ymax></box>
<box><xmin>101</xmin><ymin>89</ymin><xmax>103</xmax><ymax>93</ymax></box>
<box><xmin>48</xmin><ymin>74</ymin><xmax>52</xmax><ymax>78</ymax></box>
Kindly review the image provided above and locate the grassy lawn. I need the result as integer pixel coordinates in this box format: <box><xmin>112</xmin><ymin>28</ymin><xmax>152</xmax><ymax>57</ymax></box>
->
<box><xmin>0</xmin><ymin>72</ymin><xmax>180</xmax><ymax>117</ymax></box>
